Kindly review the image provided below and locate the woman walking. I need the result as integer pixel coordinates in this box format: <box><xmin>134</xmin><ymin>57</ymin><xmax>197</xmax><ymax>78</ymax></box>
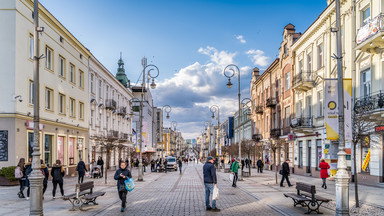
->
<box><xmin>231</xmin><ymin>158</ymin><xmax>240</xmax><ymax>187</ymax></box>
<box><xmin>15</xmin><ymin>158</ymin><xmax>26</xmax><ymax>198</ymax></box>
<box><xmin>114</xmin><ymin>161</ymin><xmax>132</xmax><ymax>212</ymax></box>
<box><xmin>51</xmin><ymin>160</ymin><xmax>65</xmax><ymax>198</ymax></box>
<box><xmin>76</xmin><ymin>159</ymin><xmax>87</xmax><ymax>184</ymax></box>
<box><xmin>319</xmin><ymin>159</ymin><xmax>330</xmax><ymax>189</ymax></box>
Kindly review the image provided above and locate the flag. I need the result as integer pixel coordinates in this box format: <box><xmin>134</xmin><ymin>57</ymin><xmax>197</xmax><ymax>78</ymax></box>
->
<box><xmin>132</xmin><ymin>128</ymin><xmax>136</xmax><ymax>136</ymax></box>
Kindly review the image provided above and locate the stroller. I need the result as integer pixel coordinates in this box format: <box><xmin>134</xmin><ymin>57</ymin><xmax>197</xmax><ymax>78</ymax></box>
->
<box><xmin>92</xmin><ymin>165</ymin><xmax>101</xmax><ymax>178</ymax></box>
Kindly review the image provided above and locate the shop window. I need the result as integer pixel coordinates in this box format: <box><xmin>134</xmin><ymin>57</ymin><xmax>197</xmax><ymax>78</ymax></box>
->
<box><xmin>28</xmin><ymin>132</ymin><xmax>34</xmax><ymax>160</ymax></box>
<box><xmin>57</xmin><ymin>136</ymin><xmax>64</xmax><ymax>164</ymax></box>
<box><xmin>361</xmin><ymin>140</ymin><xmax>370</xmax><ymax>173</ymax></box>
<box><xmin>299</xmin><ymin>141</ymin><xmax>303</xmax><ymax>168</ymax></box>
<box><xmin>69</xmin><ymin>137</ymin><xmax>75</xmax><ymax>165</ymax></box>
<box><xmin>316</xmin><ymin>139</ymin><xmax>322</xmax><ymax>170</ymax></box>
<box><xmin>44</xmin><ymin>134</ymin><xmax>53</xmax><ymax>167</ymax></box>
<box><xmin>78</xmin><ymin>138</ymin><xmax>84</xmax><ymax>161</ymax></box>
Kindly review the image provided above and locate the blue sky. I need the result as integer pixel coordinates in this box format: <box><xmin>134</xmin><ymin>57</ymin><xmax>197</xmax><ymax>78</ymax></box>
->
<box><xmin>39</xmin><ymin>0</ymin><xmax>327</xmax><ymax>138</ymax></box>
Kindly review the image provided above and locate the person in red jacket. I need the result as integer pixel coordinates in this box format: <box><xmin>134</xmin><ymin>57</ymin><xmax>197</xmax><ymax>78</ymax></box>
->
<box><xmin>319</xmin><ymin>159</ymin><xmax>330</xmax><ymax>189</ymax></box>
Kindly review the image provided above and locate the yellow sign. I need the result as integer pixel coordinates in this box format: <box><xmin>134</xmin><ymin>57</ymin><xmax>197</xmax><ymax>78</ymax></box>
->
<box><xmin>324</xmin><ymin>149</ymin><xmax>329</xmax><ymax>154</ymax></box>
<box><xmin>362</xmin><ymin>148</ymin><xmax>371</xmax><ymax>171</ymax></box>
<box><xmin>136</xmin><ymin>147</ymin><xmax>140</xmax><ymax>153</ymax></box>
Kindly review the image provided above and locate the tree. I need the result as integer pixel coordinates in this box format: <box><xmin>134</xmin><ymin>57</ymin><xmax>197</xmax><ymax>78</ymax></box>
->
<box><xmin>270</xmin><ymin>138</ymin><xmax>285</xmax><ymax>184</ymax></box>
<box><xmin>242</xmin><ymin>139</ymin><xmax>256</xmax><ymax>175</ymax></box>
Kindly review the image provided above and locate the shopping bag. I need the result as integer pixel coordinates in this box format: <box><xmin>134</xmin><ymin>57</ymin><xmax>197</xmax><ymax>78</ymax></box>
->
<box><xmin>327</xmin><ymin>169</ymin><xmax>331</xmax><ymax>177</ymax></box>
<box><xmin>85</xmin><ymin>172</ymin><xmax>89</xmax><ymax>178</ymax></box>
<box><xmin>212</xmin><ymin>185</ymin><xmax>219</xmax><ymax>200</ymax></box>
<box><xmin>124</xmin><ymin>178</ymin><xmax>135</xmax><ymax>192</ymax></box>
<box><xmin>229</xmin><ymin>173</ymin><xmax>234</xmax><ymax>182</ymax></box>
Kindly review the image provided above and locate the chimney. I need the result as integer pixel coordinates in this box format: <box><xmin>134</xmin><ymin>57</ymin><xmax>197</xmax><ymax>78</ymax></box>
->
<box><xmin>253</xmin><ymin>67</ymin><xmax>260</xmax><ymax>77</ymax></box>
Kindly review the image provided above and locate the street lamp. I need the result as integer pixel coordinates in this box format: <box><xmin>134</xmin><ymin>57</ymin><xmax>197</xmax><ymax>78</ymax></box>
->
<box><xmin>223</xmin><ymin>64</ymin><xmax>244</xmax><ymax>180</ymax></box>
<box><xmin>162</xmin><ymin>105</ymin><xmax>171</xmax><ymax>119</ymax></box>
<box><xmin>138</xmin><ymin>61</ymin><xmax>159</xmax><ymax>181</ymax></box>
<box><xmin>210</xmin><ymin>105</ymin><xmax>220</xmax><ymax>161</ymax></box>
<box><xmin>159</xmin><ymin>105</ymin><xmax>171</xmax><ymax>161</ymax></box>
<box><xmin>171</xmin><ymin>121</ymin><xmax>177</xmax><ymax>156</ymax></box>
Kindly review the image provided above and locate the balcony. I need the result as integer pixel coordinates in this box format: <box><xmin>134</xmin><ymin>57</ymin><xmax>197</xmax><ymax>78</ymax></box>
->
<box><xmin>120</xmin><ymin>133</ymin><xmax>129</xmax><ymax>140</ymax></box>
<box><xmin>252</xmin><ymin>134</ymin><xmax>262</xmax><ymax>142</ymax></box>
<box><xmin>266</xmin><ymin>97</ymin><xmax>277</xmax><ymax>108</ymax></box>
<box><xmin>107</xmin><ymin>130</ymin><xmax>119</xmax><ymax>138</ymax></box>
<box><xmin>356</xmin><ymin>13</ymin><xmax>384</xmax><ymax>53</ymax></box>
<box><xmin>117</xmin><ymin>107</ymin><xmax>126</xmax><ymax>116</ymax></box>
<box><xmin>291</xmin><ymin>116</ymin><xmax>313</xmax><ymax>133</ymax></box>
<box><xmin>255</xmin><ymin>105</ymin><xmax>264</xmax><ymax>114</ymax></box>
<box><xmin>105</xmin><ymin>99</ymin><xmax>117</xmax><ymax>110</ymax></box>
<box><xmin>292</xmin><ymin>71</ymin><xmax>315</xmax><ymax>91</ymax></box>
<box><xmin>354</xmin><ymin>91</ymin><xmax>384</xmax><ymax>120</ymax></box>
<box><xmin>270</xmin><ymin>128</ymin><xmax>281</xmax><ymax>139</ymax></box>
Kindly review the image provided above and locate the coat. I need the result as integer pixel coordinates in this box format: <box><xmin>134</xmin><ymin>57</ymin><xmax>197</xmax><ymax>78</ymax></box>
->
<box><xmin>97</xmin><ymin>159</ymin><xmax>104</xmax><ymax>166</ymax></box>
<box><xmin>51</xmin><ymin>165</ymin><xmax>65</xmax><ymax>183</ymax></box>
<box><xmin>203</xmin><ymin>162</ymin><xmax>217</xmax><ymax>184</ymax></box>
<box><xmin>257</xmin><ymin>159</ymin><xmax>264</xmax><ymax>167</ymax></box>
<box><xmin>231</xmin><ymin>161</ymin><xmax>240</xmax><ymax>173</ymax></box>
<box><xmin>281</xmin><ymin>162</ymin><xmax>290</xmax><ymax>176</ymax></box>
<box><xmin>76</xmin><ymin>161</ymin><xmax>87</xmax><ymax>177</ymax></box>
<box><xmin>40</xmin><ymin>164</ymin><xmax>49</xmax><ymax>185</ymax></box>
<box><xmin>319</xmin><ymin>161</ymin><xmax>330</xmax><ymax>179</ymax></box>
<box><xmin>114</xmin><ymin>168</ymin><xmax>132</xmax><ymax>189</ymax></box>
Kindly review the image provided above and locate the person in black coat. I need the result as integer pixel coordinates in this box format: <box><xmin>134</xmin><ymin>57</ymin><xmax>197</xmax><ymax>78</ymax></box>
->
<box><xmin>39</xmin><ymin>160</ymin><xmax>49</xmax><ymax>198</ymax></box>
<box><xmin>203</xmin><ymin>156</ymin><xmax>220</xmax><ymax>212</ymax></box>
<box><xmin>178</xmin><ymin>158</ymin><xmax>183</xmax><ymax>174</ymax></box>
<box><xmin>257</xmin><ymin>158</ymin><xmax>264</xmax><ymax>173</ymax></box>
<box><xmin>51</xmin><ymin>160</ymin><xmax>65</xmax><ymax>198</ymax></box>
<box><xmin>76</xmin><ymin>159</ymin><xmax>87</xmax><ymax>184</ymax></box>
<box><xmin>114</xmin><ymin>161</ymin><xmax>132</xmax><ymax>212</ymax></box>
<box><xmin>280</xmin><ymin>159</ymin><xmax>293</xmax><ymax>187</ymax></box>
<box><xmin>241</xmin><ymin>159</ymin><xmax>245</xmax><ymax>171</ymax></box>
<box><xmin>164</xmin><ymin>159</ymin><xmax>168</xmax><ymax>173</ymax></box>
<box><xmin>97</xmin><ymin>156</ymin><xmax>104</xmax><ymax>177</ymax></box>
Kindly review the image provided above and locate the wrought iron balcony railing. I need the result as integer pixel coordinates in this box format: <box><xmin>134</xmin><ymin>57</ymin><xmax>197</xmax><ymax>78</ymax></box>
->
<box><xmin>108</xmin><ymin>130</ymin><xmax>119</xmax><ymax>138</ymax></box>
<box><xmin>117</xmin><ymin>107</ymin><xmax>126</xmax><ymax>116</ymax></box>
<box><xmin>252</xmin><ymin>134</ymin><xmax>262</xmax><ymax>142</ymax></box>
<box><xmin>293</xmin><ymin>71</ymin><xmax>315</xmax><ymax>88</ymax></box>
<box><xmin>270</xmin><ymin>128</ymin><xmax>281</xmax><ymax>138</ymax></box>
<box><xmin>354</xmin><ymin>91</ymin><xmax>384</xmax><ymax>114</ymax></box>
<box><xmin>291</xmin><ymin>116</ymin><xmax>313</xmax><ymax>128</ymax></box>
<box><xmin>356</xmin><ymin>13</ymin><xmax>384</xmax><ymax>45</ymax></box>
<box><xmin>255</xmin><ymin>105</ymin><xmax>264</xmax><ymax>114</ymax></box>
<box><xmin>266</xmin><ymin>97</ymin><xmax>277</xmax><ymax>107</ymax></box>
<box><xmin>105</xmin><ymin>99</ymin><xmax>117</xmax><ymax>110</ymax></box>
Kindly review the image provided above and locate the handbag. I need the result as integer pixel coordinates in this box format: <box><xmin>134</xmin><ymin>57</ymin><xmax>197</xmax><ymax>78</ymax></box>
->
<box><xmin>279</xmin><ymin>170</ymin><xmax>283</xmax><ymax>175</ymax></box>
<box><xmin>85</xmin><ymin>172</ymin><xmax>89</xmax><ymax>178</ymax></box>
<box><xmin>212</xmin><ymin>185</ymin><xmax>219</xmax><ymax>200</ymax></box>
<box><xmin>327</xmin><ymin>169</ymin><xmax>331</xmax><ymax>177</ymax></box>
<box><xmin>124</xmin><ymin>178</ymin><xmax>135</xmax><ymax>192</ymax></box>
<box><xmin>229</xmin><ymin>173</ymin><xmax>234</xmax><ymax>182</ymax></box>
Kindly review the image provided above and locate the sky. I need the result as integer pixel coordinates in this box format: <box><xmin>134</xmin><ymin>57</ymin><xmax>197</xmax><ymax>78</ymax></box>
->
<box><xmin>39</xmin><ymin>0</ymin><xmax>327</xmax><ymax>139</ymax></box>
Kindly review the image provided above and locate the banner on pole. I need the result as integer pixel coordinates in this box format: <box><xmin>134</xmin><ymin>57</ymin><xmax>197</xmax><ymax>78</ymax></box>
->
<box><xmin>362</xmin><ymin>148</ymin><xmax>371</xmax><ymax>171</ymax></box>
<box><xmin>344</xmin><ymin>78</ymin><xmax>352</xmax><ymax>141</ymax></box>
<box><xmin>325</xmin><ymin>79</ymin><xmax>339</xmax><ymax>140</ymax></box>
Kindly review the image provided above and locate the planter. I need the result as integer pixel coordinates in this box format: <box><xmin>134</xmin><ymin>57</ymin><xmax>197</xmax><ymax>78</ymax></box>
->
<box><xmin>0</xmin><ymin>176</ymin><xmax>19</xmax><ymax>186</ymax></box>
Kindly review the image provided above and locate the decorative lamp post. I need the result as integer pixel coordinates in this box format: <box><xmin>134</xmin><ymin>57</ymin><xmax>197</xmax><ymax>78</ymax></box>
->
<box><xmin>210</xmin><ymin>105</ymin><xmax>220</xmax><ymax>160</ymax></box>
<box><xmin>223</xmin><ymin>64</ymin><xmax>244</xmax><ymax>180</ymax></box>
<box><xmin>171</xmin><ymin>121</ymin><xmax>177</xmax><ymax>156</ymax></box>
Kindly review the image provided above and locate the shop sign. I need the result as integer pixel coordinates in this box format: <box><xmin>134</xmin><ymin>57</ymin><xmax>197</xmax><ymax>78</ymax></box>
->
<box><xmin>26</xmin><ymin>121</ymin><xmax>43</xmax><ymax>130</ymax></box>
<box><xmin>375</xmin><ymin>125</ymin><xmax>384</xmax><ymax>132</ymax></box>
<box><xmin>363</xmin><ymin>135</ymin><xmax>370</xmax><ymax>147</ymax></box>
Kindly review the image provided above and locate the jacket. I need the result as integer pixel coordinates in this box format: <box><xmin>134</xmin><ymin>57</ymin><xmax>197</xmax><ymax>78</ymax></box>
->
<box><xmin>203</xmin><ymin>162</ymin><xmax>217</xmax><ymax>184</ymax></box>
<box><xmin>178</xmin><ymin>160</ymin><xmax>182</xmax><ymax>167</ymax></box>
<box><xmin>319</xmin><ymin>161</ymin><xmax>330</xmax><ymax>179</ymax></box>
<box><xmin>281</xmin><ymin>162</ymin><xmax>290</xmax><ymax>176</ymax></box>
<box><xmin>114</xmin><ymin>168</ymin><xmax>132</xmax><ymax>189</ymax></box>
<box><xmin>97</xmin><ymin>159</ymin><xmax>104</xmax><ymax>166</ymax></box>
<box><xmin>51</xmin><ymin>165</ymin><xmax>65</xmax><ymax>182</ymax></box>
<box><xmin>40</xmin><ymin>164</ymin><xmax>49</xmax><ymax>185</ymax></box>
<box><xmin>231</xmin><ymin>161</ymin><xmax>240</xmax><ymax>173</ymax></box>
<box><xmin>76</xmin><ymin>161</ymin><xmax>87</xmax><ymax>176</ymax></box>
<box><xmin>257</xmin><ymin>160</ymin><xmax>264</xmax><ymax>167</ymax></box>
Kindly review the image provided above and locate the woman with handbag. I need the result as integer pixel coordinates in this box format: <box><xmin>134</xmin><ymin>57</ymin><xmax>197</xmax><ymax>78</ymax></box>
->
<box><xmin>114</xmin><ymin>161</ymin><xmax>132</xmax><ymax>212</ymax></box>
<box><xmin>319</xmin><ymin>158</ymin><xmax>330</xmax><ymax>189</ymax></box>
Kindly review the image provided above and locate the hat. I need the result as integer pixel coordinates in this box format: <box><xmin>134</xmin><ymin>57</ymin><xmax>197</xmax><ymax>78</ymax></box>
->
<box><xmin>207</xmin><ymin>156</ymin><xmax>214</xmax><ymax>161</ymax></box>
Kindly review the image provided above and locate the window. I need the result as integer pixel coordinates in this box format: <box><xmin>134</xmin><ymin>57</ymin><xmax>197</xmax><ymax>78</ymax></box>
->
<box><xmin>285</xmin><ymin>72</ymin><xmax>290</xmax><ymax>90</ymax></box>
<box><xmin>299</xmin><ymin>141</ymin><xmax>303</xmax><ymax>168</ymax></box>
<box><xmin>45</xmin><ymin>88</ymin><xmax>53</xmax><ymax>110</ymax></box>
<box><xmin>44</xmin><ymin>135</ymin><xmax>53</xmax><ymax>167</ymax></box>
<box><xmin>307</xmin><ymin>53</ymin><xmax>312</xmax><ymax>72</ymax></box>
<box><xmin>362</xmin><ymin>6</ymin><xmax>371</xmax><ymax>26</ymax></box>
<box><xmin>306</xmin><ymin>95</ymin><xmax>312</xmax><ymax>117</ymax></box>
<box><xmin>316</xmin><ymin>139</ymin><xmax>322</xmax><ymax>170</ymax></box>
<box><xmin>58</xmin><ymin>93</ymin><xmax>65</xmax><ymax>114</ymax></box>
<box><xmin>90</xmin><ymin>74</ymin><xmax>94</xmax><ymax>93</ymax></box>
<box><xmin>79</xmin><ymin>102</ymin><xmax>84</xmax><ymax>120</ymax></box>
<box><xmin>361</xmin><ymin>141</ymin><xmax>370</xmax><ymax>173</ymax></box>
<box><xmin>57</xmin><ymin>136</ymin><xmax>64</xmax><ymax>164</ymax></box>
<box><xmin>69</xmin><ymin>64</ymin><xmax>75</xmax><ymax>83</ymax></box>
<box><xmin>91</xmin><ymin>110</ymin><xmax>94</xmax><ymax>127</ymax></box>
<box><xmin>361</xmin><ymin>69</ymin><xmax>371</xmax><ymax>97</ymax></box>
<box><xmin>318</xmin><ymin>44</ymin><xmax>323</xmax><ymax>69</ymax></box>
<box><xmin>278</xmin><ymin>80</ymin><xmax>281</xmax><ymax>96</ymax></box>
<box><xmin>45</xmin><ymin>46</ymin><xmax>53</xmax><ymax>70</ymax></box>
<box><xmin>79</xmin><ymin>70</ymin><xmax>84</xmax><ymax>88</ymax></box>
<box><xmin>28</xmin><ymin>132</ymin><xmax>34</xmax><ymax>160</ymax></box>
<box><xmin>98</xmin><ymin>80</ymin><xmax>102</xmax><ymax>98</ymax></box>
<box><xmin>29</xmin><ymin>80</ymin><xmax>34</xmax><ymax>105</ymax></box>
<box><xmin>299</xmin><ymin>60</ymin><xmax>304</xmax><ymax>73</ymax></box>
<box><xmin>70</xmin><ymin>98</ymin><xmax>76</xmax><ymax>117</ymax></box>
<box><xmin>29</xmin><ymin>34</ymin><xmax>34</xmax><ymax>60</ymax></box>
<box><xmin>296</xmin><ymin>100</ymin><xmax>303</xmax><ymax>118</ymax></box>
<box><xmin>68</xmin><ymin>137</ymin><xmax>75</xmax><ymax>165</ymax></box>
<box><xmin>59</xmin><ymin>56</ymin><xmax>65</xmax><ymax>77</ymax></box>
<box><xmin>283</xmin><ymin>44</ymin><xmax>288</xmax><ymax>56</ymax></box>
<box><xmin>106</xmin><ymin>86</ymin><xmax>109</xmax><ymax>99</ymax></box>
<box><xmin>318</xmin><ymin>91</ymin><xmax>323</xmax><ymax>117</ymax></box>
<box><xmin>285</xmin><ymin>106</ymin><xmax>290</xmax><ymax>127</ymax></box>
<box><xmin>78</xmin><ymin>138</ymin><xmax>84</xmax><ymax>161</ymax></box>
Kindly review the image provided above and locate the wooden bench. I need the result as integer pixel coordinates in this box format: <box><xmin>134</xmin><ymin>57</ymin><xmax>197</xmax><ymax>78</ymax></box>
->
<box><xmin>63</xmin><ymin>181</ymin><xmax>106</xmax><ymax>211</ymax></box>
<box><xmin>242</xmin><ymin>171</ymin><xmax>250</xmax><ymax>177</ymax></box>
<box><xmin>283</xmin><ymin>182</ymin><xmax>331</xmax><ymax>214</ymax></box>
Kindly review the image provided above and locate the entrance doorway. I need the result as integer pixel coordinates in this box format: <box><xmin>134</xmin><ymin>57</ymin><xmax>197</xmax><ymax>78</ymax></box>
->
<box><xmin>307</xmin><ymin>140</ymin><xmax>312</xmax><ymax>174</ymax></box>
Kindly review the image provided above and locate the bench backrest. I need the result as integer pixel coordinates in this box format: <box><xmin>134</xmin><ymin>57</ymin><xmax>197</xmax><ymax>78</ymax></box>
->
<box><xmin>296</xmin><ymin>182</ymin><xmax>316</xmax><ymax>201</ymax></box>
<box><xmin>76</xmin><ymin>181</ymin><xmax>94</xmax><ymax>197</ymax></box>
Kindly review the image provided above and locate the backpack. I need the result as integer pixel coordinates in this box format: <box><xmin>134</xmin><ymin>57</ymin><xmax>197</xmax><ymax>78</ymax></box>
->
<box><xmin>15</xmin><ymin>166</ymin><xmax>23</xmax><ymax>179</ymax></box>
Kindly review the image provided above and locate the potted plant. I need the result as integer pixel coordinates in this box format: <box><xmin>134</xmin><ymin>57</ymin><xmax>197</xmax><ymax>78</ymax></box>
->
<box><xmin>0</xmin><ymin>166</ymin><xmax>19</xmax><ymax>186</ymax></box>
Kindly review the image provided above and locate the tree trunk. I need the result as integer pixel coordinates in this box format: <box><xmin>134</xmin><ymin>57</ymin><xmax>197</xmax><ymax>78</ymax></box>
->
<box><xmin>353</xmin><ymin>142</ymin><xmax>359</xmax><ymax>207</ymax></box>
<box><xmin>105</xmin><ymin>147</ymin><xmax>111</xmax><ymax>184</ymax></box>
<box><xmin>273</xmin><ymin>149</ymin><xmax>277</xmax><ymax>184</ymax></box>
<box><xmin>248</xmin><ymin>152</ymin><xmax>251</xmax><ymax>176</ymax></box>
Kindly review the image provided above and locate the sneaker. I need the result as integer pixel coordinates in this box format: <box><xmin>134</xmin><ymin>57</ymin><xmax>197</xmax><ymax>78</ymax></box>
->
<box><xmin>288</xmin><ymin>184</ymin><xmax>294</xmax><ymax>187</ymax></box>
<box><xmin>211</xmin><ymin>208</ymin><xmax>221</xmax><ymax>212</ymax></box>
<box><xmin>53</xmin><ymin>197</ymin><xmax>56</xmax><ymax>199</ymax></box>
<box><xmin>26</xmin><ymin>197</ymin><xmax>29</xmax><ymax>200</ymax></box>
<box><xmin>280</xmin><ymin>185</ymin><xmax>285</xmax><ymax>187</ymax></box>
<box><xmin>206</xmin><ymin>207</ymin><xmax>212</xmax><ymax>211</ymax></box>
<box><xmin>121</xmin><ymin>207</ymin><xmax>125</xmax><ymax>212</ymax></box>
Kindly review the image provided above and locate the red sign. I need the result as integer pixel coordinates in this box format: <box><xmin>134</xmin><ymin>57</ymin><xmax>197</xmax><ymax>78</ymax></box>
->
<box><xmin>25</xmin><ymin>121</ymin><xmax>43</xmax><ymax>131</ymax></box>
<box><xmin>375</xmin><ymin>126</ymin><xmax>384</xmax><ymax>132</ymax></box>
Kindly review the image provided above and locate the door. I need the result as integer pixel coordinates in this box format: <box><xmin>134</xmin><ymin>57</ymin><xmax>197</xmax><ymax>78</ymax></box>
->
<box><xmin>307</xmin><ymin>140</ymin><xmax>312</xmax><ymax>174</ymax></box>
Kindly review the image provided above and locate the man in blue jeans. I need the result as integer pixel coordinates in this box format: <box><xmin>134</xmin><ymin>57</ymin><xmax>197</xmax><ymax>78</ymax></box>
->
<box><xmin>203</xmin><ymin>156</ymin><xmax>220</xmax><ymax>212</ymax></box>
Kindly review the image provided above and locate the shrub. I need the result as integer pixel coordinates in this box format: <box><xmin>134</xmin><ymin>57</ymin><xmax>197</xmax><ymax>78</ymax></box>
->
<box><xmin>0</xmin><ymin>166</ymin><xmax>17</xmax><ymax>181</ymax></box>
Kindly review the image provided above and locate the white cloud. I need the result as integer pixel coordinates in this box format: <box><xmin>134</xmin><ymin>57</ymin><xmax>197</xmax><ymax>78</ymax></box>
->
<box><xmin>246</xmin><ymin>49</ymin><xmax>270</xmax><ymax>67</ymax></box>
<box><xmin>235</xmin><ymin>35</ymin><xmax>246</xmax><ymax>44</ymax></box>
<box><xmin>198</xmin><ymin>46</ymin><xmax>237</xmax><ymax>66</ymax></box>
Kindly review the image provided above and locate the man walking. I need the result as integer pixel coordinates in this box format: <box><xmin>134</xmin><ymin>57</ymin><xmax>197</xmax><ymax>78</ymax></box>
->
<box><xmin>257</xmin><ymin>157</ymin><xmax>264</xmax><ymax>173</ymax></box>
<box><xmin>178</xmin><ymin>158</ymin><xmax>183</xmax><ymax>174</ymax></box>
<box><xmin>203</xmin><ymin>156</ymin><xmax>220</xmax><ymax>212</ymax></box>
<box><xmin>280</xmin><ymin>159</ymin><xmax>293</xmax><ymax>187</ymax></box>
<box><xmin>97</xmin><ymin>156</ymin><xmax>104</xmax><ymax>177</ymax></box>
<box><xmin>231</xmin><ymin>158</ymin><xmax>240</xmax><ymax>187</ymax></box>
